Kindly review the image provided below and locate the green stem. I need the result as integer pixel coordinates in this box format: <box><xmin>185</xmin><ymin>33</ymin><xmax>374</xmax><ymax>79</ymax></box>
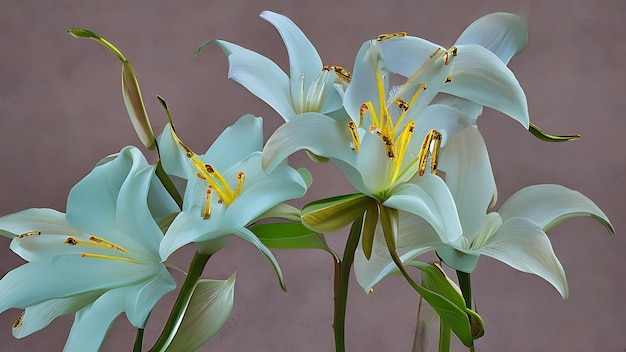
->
<box><xmin>456</xmin><ymin>271</ymin><xmax>472</xmax><ymax>310</ymax></box>
<box><xmin>333</xmin><ymin>215</ymin><xmax>364</xmax><ymax>352</ymax></box>
<box><xmin>133</xmin><ymin>328</ymin><xmax>144</xmax><ymax>352</ymax></box>
<box><xmin>438</xmin><ymin>322</ymin><xmax>451</xmax><ymax>352</ymax></box>
<box><xmin>155</xmin><ymin>159</ymin><xmax>183</xmax><ymax>210</ymax></box>
<box><xmin>149</xmin><ymin>252</ymin><xmax>211</xmax><ymax>352</ymax></box>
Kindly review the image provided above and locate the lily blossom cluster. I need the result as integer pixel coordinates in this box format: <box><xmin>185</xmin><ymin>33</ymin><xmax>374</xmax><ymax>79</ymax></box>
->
<box><xmin>0</xmin><ymin>9</ymin><xmax>613</xmax><ymax>352</ymax></box>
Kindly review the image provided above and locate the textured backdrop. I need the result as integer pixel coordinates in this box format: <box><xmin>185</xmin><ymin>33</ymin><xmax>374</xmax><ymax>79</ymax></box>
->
<box><xmin>0</xmin><ymin>0</ymin><xmax>624</xmax><ymax>351</ymax></box>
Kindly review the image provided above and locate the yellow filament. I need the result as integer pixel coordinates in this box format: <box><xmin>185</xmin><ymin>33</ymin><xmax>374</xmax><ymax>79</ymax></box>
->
<box><xmin>234</xmin><ymin>172</ymin><xmax>245</xmax><ymax>198</ymax></box>
<box><xmin>391</xmin><ymin>121</ymin><xmax>414</xmax><ymax>181</ymax></box>
<box><xmin>80</xmin><ymin>252</ymin><xmax>141</xmax><ymax>264</ymax></box>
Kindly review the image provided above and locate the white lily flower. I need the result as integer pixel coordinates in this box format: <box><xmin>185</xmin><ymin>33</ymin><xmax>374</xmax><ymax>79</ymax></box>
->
<box><xmin>355</xmin><ymin>127</ymin><xmax>614</xmax><ymax>298</ymax></box>
<box><xmin>215</xmin><ymin>11</ymin><xmax>350</xmax><ymax>121</ymax></box>
<box><xmin>157</xmin><ymin>114</ymin><xmax>310</xmax><ymax>289</ymax></box>
<box><xmin>0</xmin><ymin>147</ymin><xmax>176</xmax><ymax>351</ymax></box>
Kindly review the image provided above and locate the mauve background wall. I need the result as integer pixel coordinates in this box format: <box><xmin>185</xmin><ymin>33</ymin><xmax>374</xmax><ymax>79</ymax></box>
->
<box><xmin>0</xmin><ymin>0</ymin><xmax>624</xmax><ymax>351</ymax></box>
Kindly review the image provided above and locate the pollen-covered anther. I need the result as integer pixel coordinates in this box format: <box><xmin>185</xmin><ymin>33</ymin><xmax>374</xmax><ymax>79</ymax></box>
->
<box><xmin>323</xmin><ymin>65</ymin><xmax>352</xmax><ymax>83</ymax></box>
<box><xmin>443</xmin><ymin>47</ymin><xmax>458</xmax><ymax>66</ymax></box>
<box><xmin>382</xmin><ymin>136</ymin><xmax>395</xmax><ymax>158</ymax></box>
<box><xmin>13</xmin><ymin>311</ymin><xmax>24</xmax><ymax>328</ymax></box>
<box><xmin>234</xmin><ymin>171</ymin><xmax>246</xmax><ymax>198</ymax></box>
<box><xmin>17</xmin><ymin>231</ymin><xmax>41</xmax><ymax>239</ymax></box>
<box><xmin>395</xmin><ymin>99</ymin><xmax>409</xmax><ymax>111</ymax></box>
<box><xmin>445</xmin><ymin>76</ymin><xmax>452</xmax><ymax>83</ymax></box>
<box><xmin>203</xmin><ymin>186</ymin><xmax>212</xmax><ymax>219</ymax></box>
<box><xmin>376</xmin><ymin>32</ymin><xmax>407</xmax><ymax>41</ymax></box>
<box><xmin>65</xmin><ymin>237</ymin><xmax>78</xmax><ymax>245</ymax></box>
<box><xmin>348</xmin><ymin>121</ymin><xmax>361</xmax><ymax>151</ymax></box>
<box><xmin>417</xmin><ymin>130</ymin><xmax>443</xmax><ymax>176</ymax></box>
<box><xmin>429</xmin><ymin>47</ymin><xmax>442</xmax><ymax>59</ymax></box>
<box><xmin>89</xmin><ymin>236</ymin><xmax>128</xmax><ymax>253</ymax></box>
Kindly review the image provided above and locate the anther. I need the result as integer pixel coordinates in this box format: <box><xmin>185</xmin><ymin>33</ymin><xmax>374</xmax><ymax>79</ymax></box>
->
<box><xmin>13</xmin><ymin>311</ymin><xmax>24</xmax><ymax>329</ymax></box>
<box><xmin>429</xmin><ymin>48</ymin><xmax>442</xmax><ymax>58</ymax></box>
<box><xmin>348</xmin><ymin>121</ymin><xmax>361</xmax><ymax>151</ymax></box>
<box><xmin>395</xmin><ymin>99</ymin><xmax>409</xmax><ymax>111</ymax></box>
<box><xmin>17</xmin><ymin>231</ymin><xmax>41</xmax><ymax>239</ymax></box>
<box><xmin>65</xmin><ymin>237</ymin><xmax>78</xmax><ymax>245</ymax></box>
<box><xmin>203</xmin><ymin>187</ymin><xmax>212</xmax><ymax>219</ymax></box>
<box><xmin>445</xmin><ymin>76</ymin><xmax>452</xmax><ymax>83</ymax></box>
<box><xmin>376</xmin><ymin>32</ymin><xmax>407</xmax><ymax>41</ymax></box>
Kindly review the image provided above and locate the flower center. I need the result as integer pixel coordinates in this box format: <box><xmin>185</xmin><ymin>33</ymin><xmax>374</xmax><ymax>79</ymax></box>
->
<box><xmin>172</xmin><ymin>131</ymin><xmax>245</xmax><ymax>219</ymax></box>
<box><xmin>293</xmin><ymin>65</ymin><xmax>351</xmax><ymax>114</ymax></box>
<box><xmin>347</xmin><ymin>61</ymin><xmax>442</xmax><ymax>188</ymax></box>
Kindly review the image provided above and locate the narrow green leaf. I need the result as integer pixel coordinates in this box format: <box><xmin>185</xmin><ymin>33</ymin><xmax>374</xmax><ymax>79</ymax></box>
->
<box><xmin>301</xmin><ymin>193</ymin><xmax>374</xmax><ymax>233</ymax></box>
<box><xmin>529</xmin><ymin>122</ymin><xmax>580</xmax><ymax>142</ymax></box>
<box><xmin>251</xmin><ymin>222</ymin><xmax>336</xmax><ymax>260</ymax></box>
<box><xmin>166</xmin><ymin>274</ymin><xmax>236</xmax><ymax>351</ymax></box>
<box><xmin>68</xmin><ymin>28</ymin><xmax>99</xmax><ymax>39</ymax></box>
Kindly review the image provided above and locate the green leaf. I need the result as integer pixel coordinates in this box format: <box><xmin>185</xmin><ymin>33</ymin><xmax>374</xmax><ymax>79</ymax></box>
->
<box><xmin>251</xmin><ymin>222</ymin><xmax>336</xmax><ymax>260</ymax></box>
<box><xmin>301</xmin><ymin>193</ymin><xmax>374</xmax><ymax>233</ymax></box>
<box><xmin>68</xmin><ymin>28</ymin><xmax>99</xmax><ymax>39</ymax></box>
<box><xmin>361</xmin><ymin>202</ymin><xmax>379</xmax><ymax>260</ymax></box>
<box><xmin>165</xmin><ymin>274</ymin><xmax>236</xmax><ymax>352</ymax></box>
<box><xmin>529</xmin><ymin>122</ymin><xmax>580</xmax><ymax>142</ymax></box>
<box><xmin>407</xmin><ymin>262</ymin><xmax>483</xmax><ymax>347</ymax></box>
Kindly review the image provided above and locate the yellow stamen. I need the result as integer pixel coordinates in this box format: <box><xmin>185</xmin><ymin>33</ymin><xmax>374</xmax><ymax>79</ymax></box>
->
<box><xmin>17</xmin><ymin>231</ymin><xmax>41</xmax><ymax>239</ymax></box>
<box><xmin>391</xmin><ymin>121</ymin><xmax>414</xmax><ymax>181</ymax></box>
<box><xmin>376</xmin><ymin>32</ymin><xmax>407</xmax><ymax>41</ymax></box>
<box><xmin>417</xmin><ymin>130</ymin><xmax>442</xmax><ymax>176</ymax></box>
<box><xmin>348</xmin><ymin>121</ymin><xmax>360</xmax><ymax>151</ymax></box>
<box><xmin>80</xmin><ymin>252</ymin><xmax>141</xmax><ymax>264</ymax></box>
<box><xmin>323</xmin><ymin>65</ymin><xmax>352</xmax><ymax>83</ymax></box>
<box><xmin>64</xmin><ymin>236</ymin><xmax>128</xmax><ymax>253</ymax></box>
<box><xmin>234</xmin><ymin>172</ymin><xmax>246</xmax><ymax>198</ymax></box>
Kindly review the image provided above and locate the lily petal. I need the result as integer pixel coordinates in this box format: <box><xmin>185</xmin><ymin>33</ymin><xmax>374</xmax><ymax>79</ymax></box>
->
<box><xmin>441</xmin><ymin>44</ymin><xmax>529</xmax><ymax>128</ymax></box>
<box><xmin>64</xmin><ymin>288</ymin><xmax>127</xmax><ymax>352</ymax></box>
<box><xmin>498</xmin><ymin>184</ymin><xmax>614</xmax><ymax>233</ymax></box>
<box><xmin>202</xmin><ymin>114</ymin><xmax>263</xmax><ymax>171</ymax></box>
<box><xmin>262</xmin><ymin>113</ymin><xmax>354</xmax><ymax>172</ymax></box>
<box><xmin>455</xmin><ymin>12</ymin><xmax>527</xmax><ymax>64</ymax></box>
<box><xmin>124</xmin><ymin>267</ymin><xmax>176</xmax><ymax>328</ymax></box>
<box><xmin>215</xmin><ymin>40</ymin><xmax>295</xmax><ymax>120</ymax></box>
<box><xmin>439</xmin><ymin>127</ymin><xmax>496</xmax><ymax>237</ymax></box>
<box><xmin>477</xmin><ymin>217</ymin><xmax>569</xmax><ymax>298</ymax></box>
<box><xmin>375</xmin><ymin>36</ymin><xmax>441</xmax><ymax>77</ymax></box>
<box><xmin>260</xmin><ymin>11</ymin><xmax>322</xmax><ymax>104</ymax></box>
<box><xmin>0</xmin><ymin>208</ymin><xmax>81</xmax><ymax>240</ymax></box>
<box><xmin>383</xmin><ymin>175</ymin><xmax>462</xmax><ymax>243</ymax></box>
<box><xmin>13</xmin><ymin>292</ymin><xmax>101</xmax><ymax>338</ymax></box>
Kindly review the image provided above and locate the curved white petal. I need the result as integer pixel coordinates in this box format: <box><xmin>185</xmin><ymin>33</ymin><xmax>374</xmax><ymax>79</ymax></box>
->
<box><xmin>124</xmin><ymin>267</ymin><xmax>176</xmax><ymax>328</ymax></box>
<box><xmin>354</xmin><ymin>213</ymin><xmax>443</xmax><ymax>291</ymax></box>
<box><xmin>498</xmin><ymin>184</ymin><xmax>614</xmax><ymax>233</ymax></box>
<box><xmin>160</xmin><ymin>209</ymin><xmax>225</xmax><ymax>260</ymax></box>
<box><xmin>260</xmin><ymin>11</ymin><xmax>322</xmax><ymax>105</ymax></box>
<box><xmin>436</xmin><ymin>245</ymin><xmax>481</xmax><ymax>273</ymax></box>
<box><xmin>0</xmin><ymin>208</ymin><xmax>81</xmax><ymax>239</ymax></box>
<box><xmin>412</xmin><ymin>103</ymin><xmax>473</xmax><ymax>148</ymax></box>
<box><xmin>0</xmin><ymin>256</ymin><xmax>160</xmax><ymax>313</ymax></box>
<box><xmin>383</xmin><ymin>175</ymin><xmax>462</xmax><ymax>243</ymax></box>
<box><xmin>375</xmin><ymin>36</ymin><xmax>441</xmax><ymax>77</ymax></box>
<box><xmin>455</xmin><ymin>12</ymin><xmax>527</xmax><ymax>64</ymax></box>
<box><xmin>13</xmin><ymin>291</ymin><xmax>101</xmax><ymax>338</ymax></box>
<box><xmin>64</xmin><ymin>288</ymin><xmax>127</xmax><ymax>352</ymax></box>
<box><xmin>477</xmin><ymin>217</ymin><xmax>569</xmax><ymax>298</ymax></box>
<box><xmin>344</xmin><ymin>41</ymin><xmax>387</xmax><ymax>125</ymax></box>
<box><xmin>216</xmin><ymin>40</ymin><xmax>296</xmax><ymax>120</ymax></box>
<box><xmin>441</xmin><ymin>44</ymin><xmax>529</xmax><ymax>128</ymax></box>
<box><xmin>10</xmin><ymin>233</ymin><xmax>93</xmax><ymax>262</ymax></box>
<box><xmin>356</xmin><ymin>131</ymin><xmax>395</xmax><ymax>196</ymax></box>
<box><xmin>157</xmin><ymin>124</ymin><xmax>195</xmax><ymax>179</ymax></box>
<box><xmin>223</xmin><ymin>165</ymin><xmax>307</xmax><ymax>227</ymax></box>
<box><xmin>203</xmin><ymin>114</ymin><xmax>263</xmax><ymax>171</ymax></box>
<box><xmin>262</xmin><ymin>113</ymin><xmax>354</xmax><ymax>172</ymax></box>
<box><xmin>439</xmin><ymin>127</ymin><xmax>496</xmax><ymax>237</ymax></box>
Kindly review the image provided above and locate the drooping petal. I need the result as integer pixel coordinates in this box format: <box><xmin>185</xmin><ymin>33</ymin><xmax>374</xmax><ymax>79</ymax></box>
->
<box><xmin>477</xmin><ymin>217</ymin><xmax>569</xmax><ymax>298</ymax></box>
<box><xmin>411</xmin><ymin>103</ymin><xmax>473</xmax><ymax>151</ymax></box>
<box><xmin>13</xmin><ymin>291</ymin><xmax>101</xmax><ymax>338</ymax></box>
<box><xmin>63</xmin><ymin>288</ymin><xmax>127</xmax><ymax>352</ymax></box>
<box><xmin>439</xmin><ymin>127</ymin><xmax>496</xmax><ymax>238</ymax></box>
<box><xmin>262</xmin><ymin>113</ymin><xmax>354</xmax><ymax>172</ymax></box>
<box><xmin>455</xmin><ymin>12</ymin><xmax>527</xmax><ymax>64</ymax></box>
<box><xmin>216</xmin><ymin>40</ymin><xmax>296</xmax><ymax>120</ymax></box>
<box><xmin>383</xmin><ymin>175</ymin><xmax>462</xmax><ymax>243</ymax></box>
<box><xmin>441</xmin><ymin>44</ymin><xmax>529</xmax><ymax>128</ymax></box>
<box><xmin>160</xmin><ymin>209</ymin><xmax>226</xmax><ymax>261</ymax></box>
<box><xmin>202</xmin><ymin>114</ymin><xmax>263</xmax><ymax>171</ymax></box>
<box><xmin>498</xmin><ymin>184</ymin><xmax>614</xmax><ymax>233</ymax></box>
<box><xmin>354</xmin><ymin>213</ymin><xmax>443</xmax><ymax>292</ymax></box>
<box><xmin>260</xmin><ymin>11</ymin><xmax>322</xmax><ymax>106</ymax></box>
<box><xmin>124</xmin><ymin>267</ymin><xmax>176</xmax><ymax>328</ymax></box>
